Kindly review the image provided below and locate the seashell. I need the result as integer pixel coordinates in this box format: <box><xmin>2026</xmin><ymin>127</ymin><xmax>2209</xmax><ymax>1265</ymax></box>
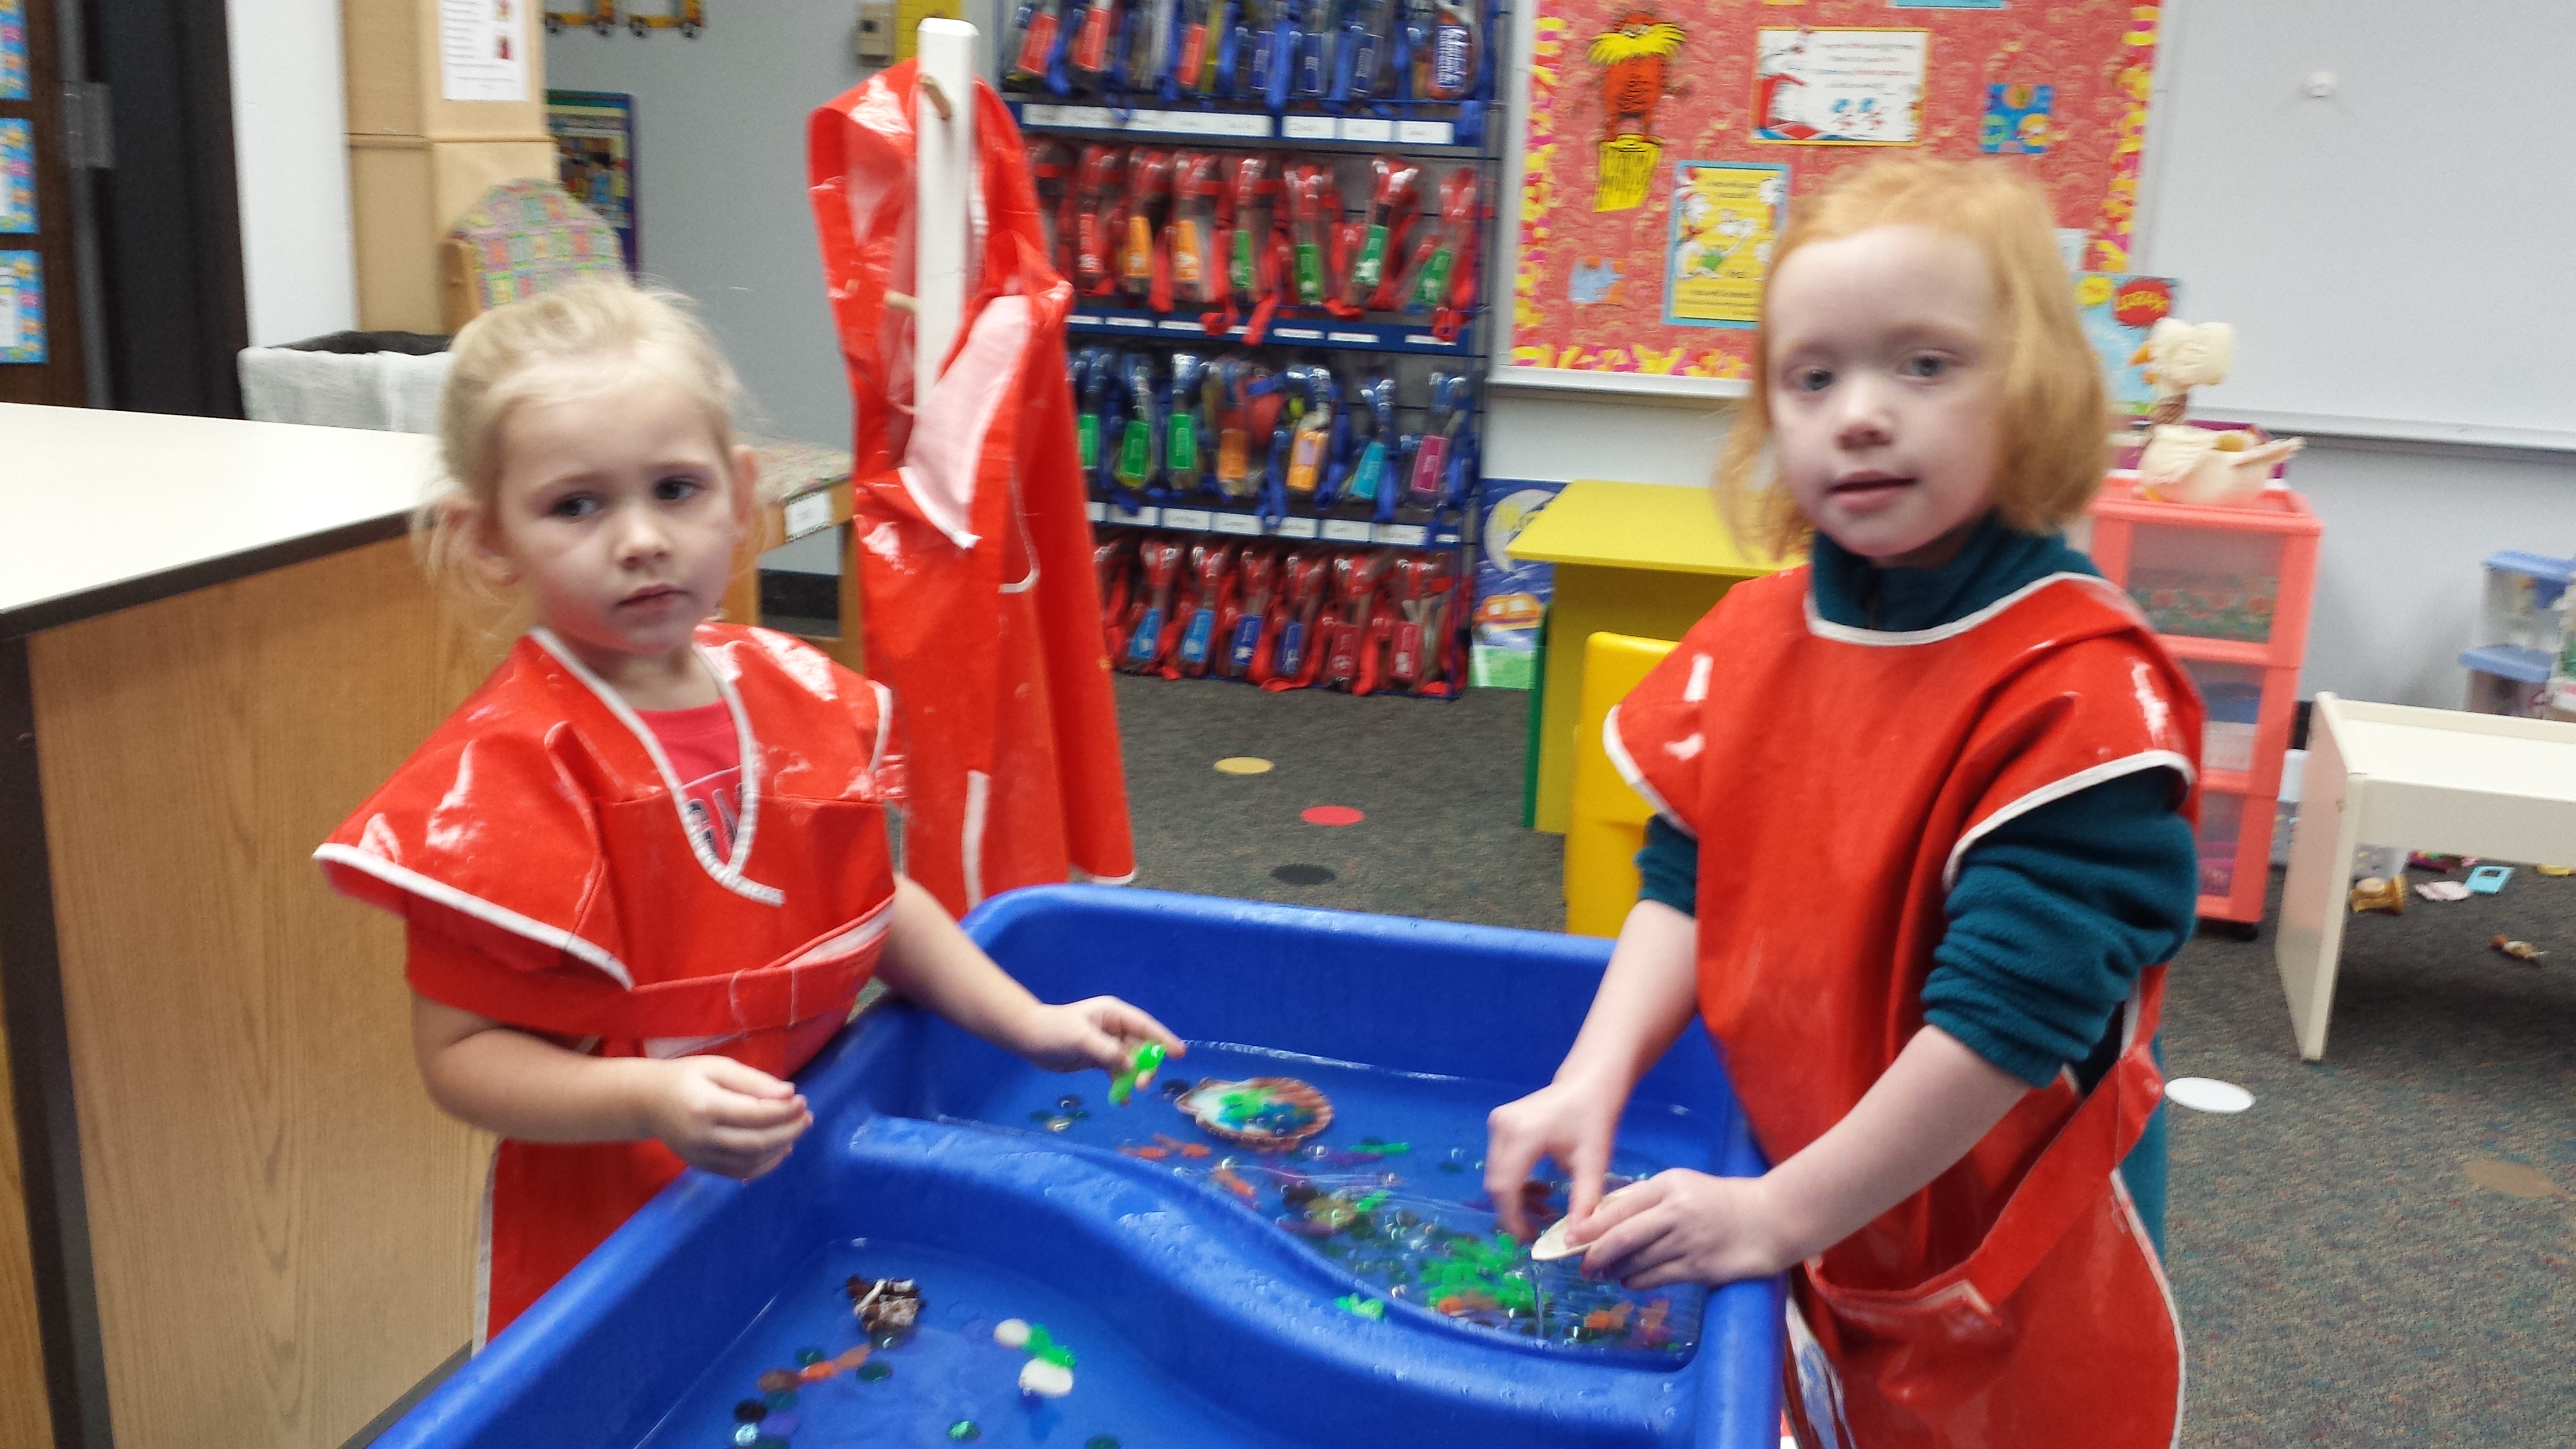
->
<box><xmin>1174</xmin><ymin>1076</ymin><xmax>1334</xmax><ymax>1151</ymax></box>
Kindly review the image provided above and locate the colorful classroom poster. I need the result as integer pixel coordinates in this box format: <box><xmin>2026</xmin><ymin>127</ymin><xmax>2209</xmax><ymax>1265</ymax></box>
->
<box><xmin>2076</xmin><ymin>273</ymin><xmax>2175</xmax><ymax>416</ymax></box>
<box><xmin>1752</xmin><ymin>28</ymin><xmax>1927</xmax><ymax>145</ymax></box>
<box><xmin>1664</xmin><ymin>162</ymin><xmax>1784</xmax><ymax>328</ymax></box>
<box><xmin>1891</xmin><ymin>0</ymin><xmax>2006</xmax><ymax>9</ymax></box>
<box><xmin>547</xmin><ymin>90</ymin><xmax>638</xmax><ymax>270</ymax></box>
<box><xmin>0</xmin><ymin>119</ymin><xmax>32</xmax><ymax>232</ymax></box>
<box><xmin>0</xmin><ymin>0</ymin><xmax>26</xmax><ymax>101</ymax></box>
<box><xmin>1981</xmin><ymin>82</ymin><xmax>2052</xmax><ymax>154</ymax></box>
<box><xmin>1</xmin><ymin>250</ymin><xmax>45</xmax><ymax>363</ymax></box>
<box><xmin>1511</xmin><ymin>0</ymin><xmax>2163</xmax><ymax>386</ymax></box>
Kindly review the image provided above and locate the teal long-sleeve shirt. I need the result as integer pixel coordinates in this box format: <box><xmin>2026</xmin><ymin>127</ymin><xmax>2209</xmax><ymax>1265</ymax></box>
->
<box><xmin>1632</xmin><ymin>517</ymin><xmax>2197</xmax><ymax>1246</ymax></box>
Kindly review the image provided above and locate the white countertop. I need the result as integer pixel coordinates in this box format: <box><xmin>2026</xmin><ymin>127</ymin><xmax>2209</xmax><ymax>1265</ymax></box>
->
<box><xmin>2324</xmin><ymin>696</ymin><xmax>2576</xmax><ymax>804</ymax></box>
<box><xmin>1</xmin><ymin>403</ymin><xmax>446</xmax><ymax>631</ymax></box>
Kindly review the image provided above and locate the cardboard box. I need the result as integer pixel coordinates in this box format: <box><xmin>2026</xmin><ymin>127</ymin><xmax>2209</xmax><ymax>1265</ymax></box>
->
<box><xmin>343</xmin><ymin>0</ymin><xmax>548</xmax><ymax>140</ymax></box>
<box><xmin>350</xmin><ymin>137</ymin><xmax>560</xmax><ymax>331</ymax></box>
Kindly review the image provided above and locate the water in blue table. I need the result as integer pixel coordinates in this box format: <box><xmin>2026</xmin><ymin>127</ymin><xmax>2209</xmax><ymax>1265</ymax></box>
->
<box><xmin>637</xmin><ymin>1239</ymin><xmax>1301</xmax><ymax>1449</ymax></box>
<box><xmin>970</xmin><ymin>1042</ymin><xmax>1714</xmax><ymax>1355</ymax></box>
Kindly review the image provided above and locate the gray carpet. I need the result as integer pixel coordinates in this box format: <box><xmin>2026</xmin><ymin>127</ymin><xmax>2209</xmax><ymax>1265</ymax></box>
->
<box><xmin>1111</xmin><ymin>674</ymin><xmax>2576</xmax><ymax>1446</ymax></box>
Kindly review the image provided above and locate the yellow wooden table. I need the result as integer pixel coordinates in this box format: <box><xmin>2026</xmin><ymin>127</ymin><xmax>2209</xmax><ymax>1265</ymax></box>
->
<box><xmin>1508</xmin><ymin>480</ymin><xmax>1787</xmax><ymax>834</ymax></box>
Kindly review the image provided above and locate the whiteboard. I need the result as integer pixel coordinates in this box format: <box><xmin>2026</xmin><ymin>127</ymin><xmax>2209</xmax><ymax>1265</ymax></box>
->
<box><xmin>2134</xmin><ymin>0</ymin><xmax>2576</xmax><ymax>451</ymax></box>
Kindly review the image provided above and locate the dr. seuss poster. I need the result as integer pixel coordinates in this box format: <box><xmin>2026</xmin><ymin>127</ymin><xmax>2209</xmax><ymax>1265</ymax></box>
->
<box><xmin>1511</xmin><ymin>0</ymin><xmax>2162</xmax><ymax>384</ymax></box>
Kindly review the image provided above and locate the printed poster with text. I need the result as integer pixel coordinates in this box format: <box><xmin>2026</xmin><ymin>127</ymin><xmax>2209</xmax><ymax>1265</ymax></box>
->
<box><xmin>1511</xmin><ymin>0</ymin><xmax>2162</xmax><ymax>386</ymax></box>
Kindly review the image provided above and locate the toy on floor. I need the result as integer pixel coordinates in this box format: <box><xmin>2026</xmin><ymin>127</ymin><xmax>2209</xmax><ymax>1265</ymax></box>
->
<box><xmin>2493</xmin><ymin>935</ymin><xmax>2547</xmax><ymax>964</ymax></box>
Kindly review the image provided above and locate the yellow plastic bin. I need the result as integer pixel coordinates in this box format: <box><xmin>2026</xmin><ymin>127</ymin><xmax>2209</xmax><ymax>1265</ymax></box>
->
<box><xmin>1565</xmin><ymin>632</ymin><xmax>1679</xmax><ymax>937</ymax></box>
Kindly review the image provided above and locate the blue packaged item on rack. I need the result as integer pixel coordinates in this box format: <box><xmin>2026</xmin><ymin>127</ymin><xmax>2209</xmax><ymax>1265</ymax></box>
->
<box><xmin>1334</xmin><ymin>0</ymin><xmax>1393</xmax><ymax>101</ymax></box>
<box><xmin>1289</xmin><ymin>0</ymin><xmax>1332</xmax><ymax>100</ymax></box>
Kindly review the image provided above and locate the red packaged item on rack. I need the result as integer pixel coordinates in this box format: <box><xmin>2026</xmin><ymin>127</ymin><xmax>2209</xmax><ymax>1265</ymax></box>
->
<box><xmin>1224</xmin><ymin>544</ymin><xmax>1280</xmax><ymax>678</ymax></box>
<box><xmin>1388</xmin><ymin>167</ymin><xmax>1480</xmax><ymax>336</ymax></box>
<box><xmin>1070</xmin><ymin>0</ymin><xmax>1121</xmax><ymax>79</ymax></box>
<box><xmin>1212</xmin><ymin>154</ymin><xmax>1287</xmax><ymax>342</ymax></box>
<box><xmin>1096</xmin><ymin>533</ymin><xmax>1143</xmax><ymax>658</ymax></box>
<box><xmin>1121</xmin><ymin>149</ymin><xmax>1174</xmax><ymax>305</ymax></box>
<box><xmin>1031</xmin><ymin>140</ymin><xmax>1077</xmax><ymax>278</ymax></box>
<box><xmin>1120</xmin><ymin>537</ymin><xmax>1187</xmax><ymax>673</ymax></box>
<box><xmin>1344</xmin><ymin>155</ymin><xmax>1421</xmax><ymax>311</ymax></box>
<box><xmin>1320</xmin><ymin>548</ymin><xmax>1395</xmax><ymax>695</ymax></box>
<box><xmin>1073</xmin><ymin>144</ymin><xmax>1128</xmax><ymax>296</ymax></box>
<box><xmin>1389</xmin><ymin>551</ymin><xmax>1461</xmax><ymax>695</ymax></box>
<box><xmin>1168</xmin><ymin>151</ymin><xmax>1223</xmax><ymax>308</ymax></box>
<box><xmin>1257</xmin><ymin>549</ymin><xmax>1332</xmax><ymax>690</ymax></box>
<box><xmin>1282</xmin><ymin>162</ymin><xmax>1342</xmax><ymax>309</ymax></box>
<box><xmin>1167</xmin><ymin>540</ymin><xmax>1240</xmax><ymax>678</ymax></box>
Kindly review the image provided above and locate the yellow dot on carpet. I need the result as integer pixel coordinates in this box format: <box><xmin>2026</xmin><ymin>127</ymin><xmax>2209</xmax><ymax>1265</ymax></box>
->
<box><xmin>1214</xmin><ymin>756</ymin><xmax>1274</xmax><ymax>776</ymax></box>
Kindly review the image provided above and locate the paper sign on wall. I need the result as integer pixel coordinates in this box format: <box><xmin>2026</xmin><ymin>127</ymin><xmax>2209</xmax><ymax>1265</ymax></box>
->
<box><xmin>1664</xmin><ymin>162</ymin><xmax>1784</xmax><ymax>328</ymax></box>
<box><xmin>442</xmin><ymin>0</ymin><xmax>530</xmax><ymax>103</ymax></box>
<box><xmin>1753</xmin><ymin>27</ymin><xmax>1928</xmax><ymax>145</ymax></box>
<box><xmin>1</xmin><ymin>250</ymin><xmax>46</xmax><ymax>364</ymax></box>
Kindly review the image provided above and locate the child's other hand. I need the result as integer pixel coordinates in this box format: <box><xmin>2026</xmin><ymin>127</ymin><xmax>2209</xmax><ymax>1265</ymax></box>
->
<box><xmin>1485</xmin><ymin>1076</ymin><xmax>1625</xmax><ymax>1241</ymax></box>
<box><xmin>1571</xmin><ymin>1168</ymin><xmax>1800</xmax><ymax>1289</ymax></box>
<box><xmin>640</xmin><ymin>1056</ymin><xmax>813</xmax><ymax>1179</ymax></box>
<box><xmin>1013</xmin><ymin>996</ymin><xmax>1187</xmax><ymax>1076</ymax></box>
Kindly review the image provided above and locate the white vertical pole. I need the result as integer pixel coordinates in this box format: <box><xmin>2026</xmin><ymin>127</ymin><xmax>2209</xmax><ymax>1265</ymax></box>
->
<box><xmin>915</xmin><ymin>19</ymin><xmax>977</xmax><ymax>412</ymax></box>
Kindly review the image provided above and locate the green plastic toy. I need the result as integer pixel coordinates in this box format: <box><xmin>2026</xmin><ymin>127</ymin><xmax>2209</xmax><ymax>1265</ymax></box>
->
<box><xmin>1108</xmin><ymin>1041</ymin><xmax>1167</xmax><ymax>1105</ymax></box>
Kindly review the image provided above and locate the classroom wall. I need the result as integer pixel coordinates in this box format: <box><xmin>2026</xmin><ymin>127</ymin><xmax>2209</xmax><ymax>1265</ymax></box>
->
<box><xmin>227</xmin><ymin>0</ymin><xmax>358</xmax><ymax>346</ymax></box>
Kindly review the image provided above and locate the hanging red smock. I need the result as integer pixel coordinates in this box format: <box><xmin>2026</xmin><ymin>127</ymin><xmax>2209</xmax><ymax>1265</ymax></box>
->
<box><xmin>1609</xmin><ymin>570</ymin><xmax>2201</xmax><ymax>1449</ymax></box>
<box><xmin>806</xmin><ymin>62</ymin><xmax>1136</xmax><ymax>915</ymax></box>
<box><xmin>317</xmin><ymin>625</ymin><xmax>902</xmax><ymax>1344</ymax></box>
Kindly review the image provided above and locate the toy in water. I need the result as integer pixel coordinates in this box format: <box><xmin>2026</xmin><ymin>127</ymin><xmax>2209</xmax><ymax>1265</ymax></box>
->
<box><xmin>1120</xmin><ymin>150</ymin><xmax>1175</xmax><ymax>303</ymax></box>
<box><xmin>2132</xmin><ymin>318</ymin><xmax>2233</xmax><ymax>427</ymax></box>
<box><xmin>1337</xmin><ymin>1292</ymin><xmax>1387</xmax><ymax>1319</ymax></box>
<box><xmin>1110</xmin><ymin>1040</ymin><xmax>1169</xmax><ymax>1105</ymax></box>
<box><xmin>992</xmin><ymin>1318</ymin><xmax>1080</xmax><ymax>1397</ymax></box>
<box><xmin>847</xmin><ymin>1277</ymin><xmax>924</xmax><ymax>1337</ymax></box>
<box><xmin>1347</xmin><ymin>157</ymin><xmax>1422</xmax><ymax>310</ymax></box>
<box><xmin>2493</xmin><ymin>935</ymin><xmax>2547</xmax><ymax>964</ymax></box>
<box><xmin>2135</xmin><ymin>423</ymin><xmax>2302</xmax><ymax>507</ymax></box>
<box><xmin>1528</xmin><ymin>1217</ymin><xmax>1581</xmax><ymax>1262</ymax></box>
<box><xmin>1176</xmin><ymin>1076</ymin><xmax>1334</xmax><ymax>1149</ymax></box>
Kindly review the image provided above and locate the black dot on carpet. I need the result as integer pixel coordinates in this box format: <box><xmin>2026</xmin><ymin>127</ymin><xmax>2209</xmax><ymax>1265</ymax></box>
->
<box><xmin>1271</xmin><ymin>864</ymin><xmax>1337</xmax><ymax>886</ymax></box>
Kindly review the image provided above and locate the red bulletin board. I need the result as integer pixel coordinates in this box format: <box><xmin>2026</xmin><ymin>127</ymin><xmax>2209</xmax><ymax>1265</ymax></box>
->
<box><xmin>1506</xmin><ymin>0</ymin><xmax>2160</xmax><ymax>386</ymax></box>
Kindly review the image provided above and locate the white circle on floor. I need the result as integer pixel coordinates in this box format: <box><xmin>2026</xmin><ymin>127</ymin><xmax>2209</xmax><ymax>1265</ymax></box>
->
<box><xmin>2165</xmin><ymin>1076</ymin><xmax>2254</xmax><ymax>1113</ymax></box>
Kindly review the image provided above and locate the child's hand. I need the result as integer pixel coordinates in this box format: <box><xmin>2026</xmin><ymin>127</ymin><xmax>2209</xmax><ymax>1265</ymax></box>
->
<box><xmin>638</xmin><ymin>1056</ymin><xmax>814</xmax><ymax>1179</ymax></box>
<box><xmin>1568</xmin><ymin>1168</ymin><xmax>1802</xmax><ymax>1289</ymax></box>
<box><xmin>1485</xmin><ymin>1076</ymin><xmax>1626</xmax><ymax>1241</ymax></box>
<box><xmin>1012</xmin><ymin>996</ymin><xmax>1186</xmax><ymax>1076</ymax></box>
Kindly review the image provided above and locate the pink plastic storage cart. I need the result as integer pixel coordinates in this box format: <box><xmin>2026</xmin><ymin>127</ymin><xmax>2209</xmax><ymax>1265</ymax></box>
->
<box><xmin>2083</xmin><ymin>477</ymin><xmax>2323</xmax><ymax>934</ymax></box>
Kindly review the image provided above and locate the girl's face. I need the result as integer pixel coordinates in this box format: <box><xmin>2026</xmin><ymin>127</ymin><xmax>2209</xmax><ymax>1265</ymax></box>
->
<box><xmin>1764</xmin><ymin>224</ymin><xmax>2004</xmax><ymax>566</ymax></box>
<box><xmin>476</xmin><ymin>374</ymin><xmax>753</xmax><ymax>676</ymax></box>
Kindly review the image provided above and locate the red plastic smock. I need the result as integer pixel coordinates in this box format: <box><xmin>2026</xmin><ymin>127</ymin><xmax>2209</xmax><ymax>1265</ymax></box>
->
<box><xmin>317</xmin><ymin>625</ymin><xmax>901</xmax><ymax>1344</ymax></box>
<box><xmin>1609</xmin><ymin>569</ymin><xmax>2202</xmax><ymax>1449</ymax></box>
<box><xmin>807</xmin><ymin>61</ymin><xmax>1136</xmax><ymax>915</ymax></box>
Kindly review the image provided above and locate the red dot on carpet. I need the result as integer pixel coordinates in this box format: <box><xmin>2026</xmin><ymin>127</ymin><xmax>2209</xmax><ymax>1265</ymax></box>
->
<box><xmin>1301</xmin><ymin>805</ymin><xmax>1365</xmax><ymax>827</ymax></box>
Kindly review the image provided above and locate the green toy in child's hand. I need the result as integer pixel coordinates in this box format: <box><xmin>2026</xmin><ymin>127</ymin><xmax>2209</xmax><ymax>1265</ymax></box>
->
<box><xmin>1108</xmin><ymin>1041</ymin><xmax>1167</xmax><ymax>1106</ymax></box>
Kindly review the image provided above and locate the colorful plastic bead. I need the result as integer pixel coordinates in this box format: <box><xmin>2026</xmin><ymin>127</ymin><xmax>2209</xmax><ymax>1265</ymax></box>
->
<box><xmin>947</xmin><ymin>1421</ymin><xmax>981</xmax><ymax>1441</ymax></box>
<box><xmin>731</xmin><ymin>1426</ymin><xmax>760</xmax><ymax>1447</ymax></box>
<box><xmin>733</xmin><ymin>1400</ymin><xmax>767</xmax><ymax>1423</ymax></box>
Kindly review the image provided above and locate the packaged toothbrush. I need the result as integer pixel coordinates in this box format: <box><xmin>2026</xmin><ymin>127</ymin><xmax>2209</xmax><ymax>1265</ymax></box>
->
<box><xmin>1168</xmin><ymin>152</ymin><xmax>1223</xmax><ymax>306</ymax></box>
<box><xmin>1334</xmin><ymin>0</ymin><xmax>1392</xmax><ymax>101</ymax></box>
<box><xmin>1073</xmin><ymin>145</ymin><xmax>1128</xmax><ymax>296</ymax></box>
<box><xmin>1165</xmin><ymin>351</ymin><xmax>1209</xmax><ymax>493</ymax></box>
<box><xmin>1347</xmin><ymin>155</ymin><xmax>1421</xmax><ymax>309</ymax></box>
<box><xmin>1120</xmin><ymin>149</ymin><xmax>1175</xmax><ymax>304</ymax></box>
<box><xmin>1405</xmin><ymin>371</ymin><xmax>1468</xmax><ymax>511</ymax></box>
<box><xmin>1114</xmin><ymin>351</ymin><xmax>1165</xmax><ymax>497</ymax></box>
<box><xmin>1283</xmin><ymin>162</ymin><xmax>1340</xmax><ymax>307</ymax></box>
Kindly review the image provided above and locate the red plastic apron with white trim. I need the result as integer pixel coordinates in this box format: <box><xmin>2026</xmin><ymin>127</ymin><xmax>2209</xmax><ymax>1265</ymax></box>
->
<box><xmin>317</xmin><ymin>625</ymin><xmax>901</xmax><ymax>1343</ymax></box>
<box><xmin>806</xmin><ymin>63</ymin><xmax>1136</xmax><ymax>917</ymax></box>
<box><xmin>1611</xmin><ymin>570</ymin><xmax>2202</xmax><ymax>1449</ymax></box>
